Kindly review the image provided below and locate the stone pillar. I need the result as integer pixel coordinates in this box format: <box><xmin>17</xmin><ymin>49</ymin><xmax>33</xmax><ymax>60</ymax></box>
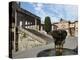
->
<box><xmin>22</xmin><ymin>19</ymin><xmax>25</xmax><ymax>28</ymax></box>
<box><xmin>41</xmin><ymin>25</ymin><xmax>43</xmax><ymax>31</ymax></box>
<box><xmin>52</xmin><ymin>25</ymin><xmax>53</xmax><ymax>31</ymax></box>
<box><xmin>28</xmin><ymin>22</ymin><xmax>30</xmax><ymax>28</ymax></box>
<box><xmin>29</xmin><ymin>22</ymin><xmax>31</xmax><ymax>28</ymax></box>
<box><xmin>30</xmin><ymin>22</ymin><xmax>32</xmax><ymax>29</ymax></box>
<box><xmin>14</xmin><ymin>10</ymin><xmax>16</xmax><ymax>52</ymax></box>
<box><xmin>27</xmin><ymin>21</ymin><xmax>28</xmax><ymax>28</ymax></box>
<box><xmin>14</xmin><ymin>10</ymin><xmax>18</xmax><ymax>52</ymax></box>
<box><xmin>37</xmin><ymin>25</ymin><xmax>39</xmax><ymax>31</ymax></box>
<box><xmin>19</xmin><ymin>21</ymin><xmax>22</xmax><ymax>27</ymax></box>
<box><xmin>35</xmin><ymin>19</ymin><xmax>37</xmax><ymax>30</ymax></box>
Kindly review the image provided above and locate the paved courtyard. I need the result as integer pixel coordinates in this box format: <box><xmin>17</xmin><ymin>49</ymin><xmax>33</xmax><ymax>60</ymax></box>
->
<box><xmin>13</xmin><ymin>37</ymin><xmax>78</xmax><ymax>59</ymax></box>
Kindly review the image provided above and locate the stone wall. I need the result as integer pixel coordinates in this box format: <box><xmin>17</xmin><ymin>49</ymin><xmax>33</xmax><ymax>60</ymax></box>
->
<box><xmin>17</xmin><ymin>27</ymin><xmax>47</xmax><ymax>52</ymax></box>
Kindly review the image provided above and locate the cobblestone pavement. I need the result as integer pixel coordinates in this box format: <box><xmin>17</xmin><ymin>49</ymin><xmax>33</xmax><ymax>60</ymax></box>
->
<box><xmin>13</xmin><ymin>37</ymin><xmax>78</xmax><ymax>59</ymax></box>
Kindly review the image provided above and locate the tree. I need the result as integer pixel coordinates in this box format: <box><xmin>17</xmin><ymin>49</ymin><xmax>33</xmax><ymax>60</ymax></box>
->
<box><xmin>44</xmin><ymin>16</ymin><xmax>52</xmax><ymax>34</ymax></box>
<box><xmin>51</xmin><ymin>29</ymin><xmax>67</xmax><ymax>55</ymax></box>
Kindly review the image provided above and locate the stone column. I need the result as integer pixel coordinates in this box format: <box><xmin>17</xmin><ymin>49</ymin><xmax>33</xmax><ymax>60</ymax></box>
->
<box><xmin>14</xmin><ymin>10</ymin><xmax>18</xmax><ymax>52</ymax></box>
<box><xmin>35</xmin><ymin>19</ymin><xmax>37</xmax><ymax>30</ymax></box>
<box><xmin>22</xmin><ymin>19</ymin><xmax>25</xmax><ymax>28</ymax></box>
<box><xmin>30</xmin><ymin>22</ymin><xmax>32</xmax><ymax>29</ymax></box>
<box><xmin>19</xmin><ymin>21</ymin><xmax>22</xmax><ymax>27</ymax></box>
<box><xmin>41</xmin><ymin>25</ymin><xmax>43</xmax><ymax>31</ymax></box>
<box><xmin>52</xmin><ymin>25</ymin><xmax>53</xmax><ymax>31</ymax></box>
<box><xmin>14</xmin><ymin>10</ymin><xmax>16</xmax><ymax>52</ymax></box>
<box><xmin>27</xmin><ymin>21</ymin><xmax>28</xmax><ymax>28</ymax></box>
<box><xmin>29</xmin><ymin>22</ymin><xmax>30</xmax><ymax>28</ymax></box>
<box><xmin>31</xmin><ymin>22</ymin><xmax>32</xmax><ymax>29</ymax></box>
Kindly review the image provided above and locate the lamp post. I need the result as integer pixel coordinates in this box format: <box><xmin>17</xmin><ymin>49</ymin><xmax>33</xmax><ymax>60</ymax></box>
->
<box><xmin>51</xmin><ymin>29</ymin><xmax>67</xmax><ymax>56</ymax></box>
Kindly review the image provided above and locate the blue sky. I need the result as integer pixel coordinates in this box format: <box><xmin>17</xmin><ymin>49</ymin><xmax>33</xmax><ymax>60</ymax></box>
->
<box><xmin>20</xmin><ymin>2</ymin><xmax>78</xmax><ymax>23</ymax></box>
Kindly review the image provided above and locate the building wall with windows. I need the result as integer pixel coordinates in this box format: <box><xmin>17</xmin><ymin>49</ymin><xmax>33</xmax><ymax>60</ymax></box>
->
<box><xmin>53</xmin><ymin>20</ymin><xmax>78</xmax><ymax>37</ymax></box>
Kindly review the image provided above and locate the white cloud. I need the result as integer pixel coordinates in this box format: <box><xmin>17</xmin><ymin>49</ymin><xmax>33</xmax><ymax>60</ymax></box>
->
<box><xmin>36</xmin><ymin>3</ymin><xmax>43</xmax><ymax>7</ymax></box>
<box><xmin>29</xmin><ymin>3</ymin><xmax>43</xmax><ymax>11</ymax></box>
<box><xmin>29</xmin><ymin>3</ymin><xmax>78</xmax><ymax>23</ymax></box>
<box><xmin>33</xmin><ymin>3</ymin><xmax>43</xmax><ymax>11</ymax></box>
<box><xmin>34</xmin><ymin>4</ymin><xmax>60</xmax><ymax>23</ymax></box>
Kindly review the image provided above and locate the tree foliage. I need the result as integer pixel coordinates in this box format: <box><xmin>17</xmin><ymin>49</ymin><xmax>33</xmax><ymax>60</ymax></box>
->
<box><xmin>44</xmin><ymin>16</ymin><xmax>52</xmax><ymax>33</ymax></box>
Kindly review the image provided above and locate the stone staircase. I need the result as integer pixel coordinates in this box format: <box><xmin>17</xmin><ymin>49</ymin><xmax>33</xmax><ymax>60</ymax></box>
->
<box><xmin>17</xmin><ymin>27</ymin><xmax>53</xmax><ymax>51</ymax></box>
<box><xmin>24</xmin><ymin>28</ymin><xmax>53</xmax><ymax>44</ymax></box>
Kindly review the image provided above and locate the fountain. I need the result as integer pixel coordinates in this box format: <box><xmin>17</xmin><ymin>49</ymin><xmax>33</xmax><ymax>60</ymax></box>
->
<box><xmin>37</xmin><ymin>29</ymin><xmax>77</xmax><ymax>57</ymax></box>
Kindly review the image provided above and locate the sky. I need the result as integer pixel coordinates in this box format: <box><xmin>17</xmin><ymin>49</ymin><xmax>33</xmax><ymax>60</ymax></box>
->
<box><xmin>20</xmin><ymin>2</ymin><xmax>78</xmax><ymax>23</ymax></box>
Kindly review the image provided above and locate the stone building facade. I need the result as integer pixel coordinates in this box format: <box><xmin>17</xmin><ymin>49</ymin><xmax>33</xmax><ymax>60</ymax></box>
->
<box><xmin>53</xmin><ymin>19</ymin><xmax>78</xmax><ymax>37</ymax></box>
<box><xmin>40</xmin><ymin>19</ymin><xmax>78</xmax><ymax>37</ymax></box>
<box><xmin>9</xmin><ymin>2</ymin><xmax>42</xmax><ymax>53</ymax></box>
